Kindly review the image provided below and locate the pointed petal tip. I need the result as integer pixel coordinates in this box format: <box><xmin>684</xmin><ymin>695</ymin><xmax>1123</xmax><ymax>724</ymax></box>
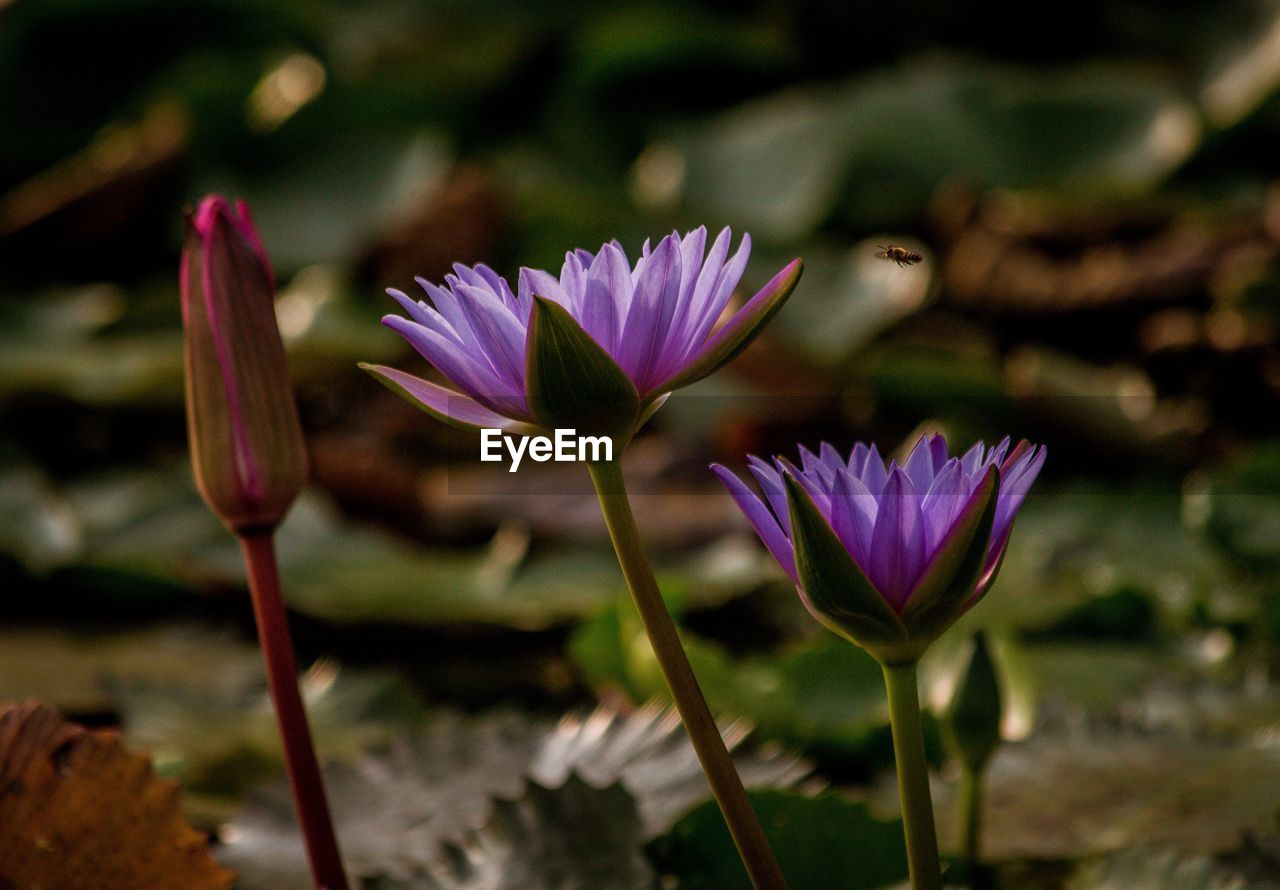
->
<box><xmin>709</xmin><ymin>462</ymin><xmax>739</xmax><ymax>487</ymax></box>
<box><xmin>362</xmin><ymin>363</ymin><xmax>518</xmax><ymax>431</ymax></box>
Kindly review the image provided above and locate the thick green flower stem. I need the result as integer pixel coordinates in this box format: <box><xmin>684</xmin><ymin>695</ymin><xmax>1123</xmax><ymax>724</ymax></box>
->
<box><xmin>240</xmin><ymin>531</ymin><xmax>349</xmax><ymax>890</ymax></box>
<box><xmin>882</xmin><ymin>661</ymin><xmax>943</xmax><ymax>890</ymax></box>
<box><xmin>588</xmin><ymin>459</ymin><xmax>788</xmax><ymax>890</ymax></box>
<box><xmin>959</xmin><ymin>766</ymin><xmax>983</xmax><ymax>865</ymax></box>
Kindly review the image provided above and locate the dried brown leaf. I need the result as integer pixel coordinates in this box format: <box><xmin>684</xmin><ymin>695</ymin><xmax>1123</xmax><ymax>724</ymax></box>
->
<box><xmin>0</xmin><ymin>701</ymin><xmax>233</xmax><ymax>890</ymax></box>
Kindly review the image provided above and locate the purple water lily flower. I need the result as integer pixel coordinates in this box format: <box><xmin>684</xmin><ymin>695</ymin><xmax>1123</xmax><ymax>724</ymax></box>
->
<box><xmin>714</xmin><ymin>435</ymin><xmax>1045</xmax><ymax>661</ymax></box>
<box><xmin>362</xmin><ymin>228</ymin><xmax>802</xmax><ymax>435</ymax></box>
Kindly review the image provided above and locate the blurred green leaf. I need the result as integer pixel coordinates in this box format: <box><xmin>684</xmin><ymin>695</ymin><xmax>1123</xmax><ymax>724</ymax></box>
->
<box><xmin>654</xmin><ymin>58</ymin><xmax>1199</xmax><ymax>238</ymax></box>
<box><xmin>0</xmin><ymin>624</ymin><xmax>262</xmax><ymax>715</ymax></box>
<box><xmin>764</xmin><ymin>239</ymin><xmax>936</xmax><ymax>369</ymax></box>
<box><xmin>990</xmin><ymin>486</ymin><xmax>1250</xmax><ymax>632</ymax></box>
<box><xmin>233</xmin><ymin>130</ymin><xmax>453</xmax><ymax>270</ymax></box>
<box><xmin>0</xmin><ymin>463</ymin><xmax>755</xmax><ymax>628</ymax></box>
<box><xmin>1195</xmin><ymin>443</ymin><xmax>1280</xmax><ymax>575</ymax></box>
<box><xmin>119</xmin><ymin>663</ymin><xmax>429</xmax><ymax>795</ymax></box>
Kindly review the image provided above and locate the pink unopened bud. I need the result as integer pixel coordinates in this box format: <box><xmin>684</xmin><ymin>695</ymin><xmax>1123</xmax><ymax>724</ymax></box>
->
<box><xmin>181</xmin><ymin>196</ymin><xmax>307</xmax><ymax>533</ymax></box>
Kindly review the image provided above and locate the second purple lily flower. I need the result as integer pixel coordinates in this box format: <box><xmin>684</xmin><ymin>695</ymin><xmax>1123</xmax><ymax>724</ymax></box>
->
<box><xmin>362</xmin><ymin>228</ymin><xmax>802</xmax><ymax>440</ymax></box>
<box><xmin>714</xmin><ymin>434</ymin><xmax>1045</xmax><ymax>663</ymax></box>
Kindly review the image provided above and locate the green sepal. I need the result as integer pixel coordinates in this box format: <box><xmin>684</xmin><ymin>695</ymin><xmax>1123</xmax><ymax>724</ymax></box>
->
<box><xmin>944</xmin><ymin>631</ymin><xmax>1003</xmax><ymax>772</ymax></box>
<box><xmin>901</xmin><ymin>466</ymin><xmax>999</xmax><ymax>642</ymax></box>
<box><xmin>783</xmin><ymin>471</ymin><xmax>915</xmax><ymax>663</ymax></box>
<box><xmin>526</xmin><ymin>296</ymin><xmax>641</xmax><ymax>441</ymax></box>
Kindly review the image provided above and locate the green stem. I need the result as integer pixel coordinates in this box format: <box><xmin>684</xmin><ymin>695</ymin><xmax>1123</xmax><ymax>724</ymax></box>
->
<box><xmin>588</xmin><ymin>459</ymin><xmax>787</xmax><ymax>890</ymax></box>
<box><xmin>959</xmin><ymin>766</ymin><xmax>982</xmax><ymax>865</ymax></box>
<box><xmin>240</xmin><ymin>531</ymin><xmax>349</xmax><ymax>890</ymax></box>
<box><xmin>882</xmin><ymin>661</ymin><xmax>942</xmax><ymax>890</ymax></box>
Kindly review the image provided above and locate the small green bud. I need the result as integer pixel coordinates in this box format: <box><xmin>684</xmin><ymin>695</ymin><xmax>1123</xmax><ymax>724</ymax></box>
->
<box><xmin>944</xmin><ymin>632</ymin><xmax>1003</xmax><ymax>772</ymax></box>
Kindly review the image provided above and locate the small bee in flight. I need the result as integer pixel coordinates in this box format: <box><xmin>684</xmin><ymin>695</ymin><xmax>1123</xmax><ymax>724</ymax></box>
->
<box><xmin>875</xmin><ymin>245</ymin><xmax>923</xmax><ymax>267</ymax></box>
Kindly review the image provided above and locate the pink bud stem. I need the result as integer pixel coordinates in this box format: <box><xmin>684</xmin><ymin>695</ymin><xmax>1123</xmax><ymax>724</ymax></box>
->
<box><xmin>239</xmin><ymin>531</ymin><xmax>348</xmax><ymax>890</ymax></box>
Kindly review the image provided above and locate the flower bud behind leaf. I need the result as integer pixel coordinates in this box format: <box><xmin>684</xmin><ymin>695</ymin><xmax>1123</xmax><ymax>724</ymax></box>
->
<box><xmin>181</xmin><ymin>196</ymin><xmax>307</xmax><ymax>533</ymax></box>
<box><xmin>944</xmin><ymin>632</ymin><xmax>1003</xmax><ymax>772</ymax></box>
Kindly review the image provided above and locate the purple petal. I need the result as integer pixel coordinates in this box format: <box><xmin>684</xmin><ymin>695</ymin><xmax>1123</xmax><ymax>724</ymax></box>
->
<box><xmin>518</xmin><ymin>267</ymin><xmax>567</xmax><ymax>308</ymax></box>
<box><xmin>988</xmin><ymin>435</ymin><xmax>1012</xmax><ymax>466</ymax></box>
<box><xmin>675</xmin><ymin>226</ymin><xmax>707</xmax><ymax>311</ymax></box>
<box><xmin>683</xmin><ymin>233</ymin><xmax>751</xmax><ymax>349</ymax></box>
<box><xmin>453</xmin><ymin>282</ymin><xmax>528</xmax><ymax>391</ymax></box>
<box><xmin>960</xmin><ymin>441</ymin><xmax>986</xmax><ymax>476</ymax></box>
<box><xmin>361</xmin><ymin>364</ymin><xmax>521</xmax><ymax>431</ymax></box>
<box><xmin>798</xmin><ymin>444</ymin><xmax>824</xmax><ymax>478</ymax></box>
<box><xmin>387</xmin><ymin>288</ymin><xmax>441</xmax><ymax>330</ymax></box>
<box><xmin>382</xmin><ymin>315</ymin><xmax>524</xmax><ymax>417</ymax></box>
<box><xmin>649</xmin><ymin>257</ymin><xmax>801</xmax><ymax>396</ymax></box>
<box><xmin>920</xmin><ymin>459</ymin><xmax>971</xmax><ymax>554</ymax></box>
<box><xmin>712</xmin><ymin>464</ymin><xmax>797</xmax><ymax>583</ymax></box>
<box><xmin>777</xmin><ymin>456</ymin><xmax>832</xmax><ymax>519</ymax></box>
<box><xmin>559</xmin><ymin>252</ymin><xmax>588</xmax><ymax>315</ymax></box>
<box><xmin>849</xmin><ymin>442</ymin><xmax>870</xmax><ymax>475</ymax></box>
<box><xmin>819</xmin><ymin>441</ymin><xmax>844</xmax><ymax>474</ymax></box>
<box><xmin>668</xmin><ymin>227</ymin><xmax>732</xmax><ymax>354</ymax></box>
<box><xmin>416</xmin><ymin>278</ymin><xmax>479</xmax><ymax>343</ymax></box>
<box><xmin>903</xmin><ymin>435</ymin><xmax>938</xmax><ymax>490</ymax></box>
<box><xmin>649</xmin><ymin>227</ymin><xmax>713</xmax><ymax>382</ymax></box>
<box><xmin>868</xmin><ymin>467</ymin><xmax>926</xmax><ymax>610</ymax></box>
<box><xmin>580</xmin><ymin>243</ymin><xmax>631</xmax><ymax>353</ymax></box>
<box><xmin>747</xmin><ymin>455</ymin><xmax>790</xmax><ymax>535</ymax></box>
<box><xmin>452</xmin><ymin>263</ymin><xmax>494</xmax><ymax>293</ymax></box>
<box><xmin>619</xmin><ymin>235</ymin><xmax>681</xmax><ymax>389</ymax></box>
<box><xmin>472</xmin><ymin>263</ymin><xmax>506</xmax><ymax>296</ymax></box>
<box><xmin>928</xmin><ymin>434</ymin><xmax>949</xmax><ymax>473</ymax></box>
<box><xmin>992</xmin><ymin>442</ymin><xmax>1046</xmax><ymax>544</ymax></box>
<box><xmin>830</xmin><ymin>467</ymin><xmax>877</xmax><ymax>568</ymax></box>
<box><xmin>858</xmin><ymin>443</ymin><xmax>889</xmax><ymax>496</ymax></box>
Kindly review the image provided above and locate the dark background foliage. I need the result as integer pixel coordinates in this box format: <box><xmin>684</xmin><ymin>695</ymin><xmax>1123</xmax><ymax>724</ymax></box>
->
<box><xmin>2</xmin><ymin>0</ymin><xmax>1280</xmax><ymax>887</ymax></box>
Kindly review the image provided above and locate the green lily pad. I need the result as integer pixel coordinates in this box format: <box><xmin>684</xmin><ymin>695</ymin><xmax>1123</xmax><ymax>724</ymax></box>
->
<box><xmin>571</xmin><ymin>604</ymin><xmax>891</xmax><ymax>763</ymax></box>
<box><xmin>651</xmin><ymin>789</ymin><xmax>908</xmax><ymax>890</ymax></box>
<box><xmin>1067</xmin><ymin>846</ymin><xmax>1246</xmax><ymax>890</ymax></box>
<box><xmin>929</xmin><ymin>730</ymin><xmax>1280</xmax><ymax>860</ymax></box>
<box><xmin>220</xmin><ymin>703</ymin><xmax>804</xmax><ymax>889</ymax></box>
<box><xmin>413</xmin><ymin>778</ymin><xmax>654</xmax><ymax>890</ymax></box>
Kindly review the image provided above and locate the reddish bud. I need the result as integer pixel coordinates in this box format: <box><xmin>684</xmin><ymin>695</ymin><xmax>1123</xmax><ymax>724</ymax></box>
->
<box><xmin>181</xmin><ymin>196</ymin><xmax>307</xmax><ymax>532</ymax></box>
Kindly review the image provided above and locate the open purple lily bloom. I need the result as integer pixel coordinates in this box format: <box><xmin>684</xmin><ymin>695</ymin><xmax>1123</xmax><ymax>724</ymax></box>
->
<box><xmin>713</xmin><ymin>435</ymin><xmax>1045</xmax><ymax>663</ymax></box>
<box><xmin>362</xmin><ymin>228</ymin><xmax>801</xmax><ymax>440</ymax></box>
